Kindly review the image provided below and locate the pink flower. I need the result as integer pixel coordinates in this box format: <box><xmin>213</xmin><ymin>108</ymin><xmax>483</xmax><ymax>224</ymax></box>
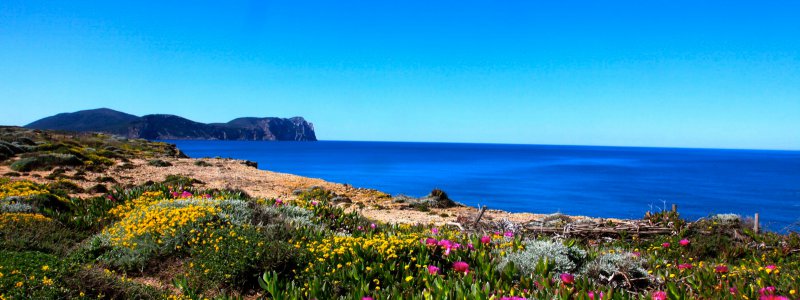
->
<box><xmin>560</xmin><ymin>273</ymin><xmax>575</xmax><ymax>284</ymax></box>
<box><xmin>480</xmin><ymin>235</ymin><xmax>491</xmax><ymax>244</ymax></box>
<box><xmin>427</xmin><ymin>265</ymin><xmax>440</xmax><ymax>275</ymax></box>
<box><xmin>679</xmin><ymin>239</ymin><xmax>690</xmax><ymax>246</ymax></box>
<box><xmin>423</xmin><ymin>238</ymin><xmax>438</xmax><ymax>246</ymax></box>
<box><xmin>452</xmin><ymin>261</ymin><xmax>469</xmax><ymax>274</ymax></box>
<box><xmin>588</xmin><ymin>291</ymin><xmax>604</xmax><ymax>300</ymax></box>
<box><xmin>431</xmin><ymin>227</ymin><xmax>439</xmax><ymax>234</ymax></box>
<box><xmin>274</xmin><ymin>199</ymin><xmax>283</xmax><ymax>206</ymax></box>
<box><xmin>357</xmin><ymin>226</ymin><xmax>363</xmax><ymax>231</ymax></box>
<box><xmin>715</xmin><ymin>265</ymin><xmax>729</xmax><ymax>273</ymax></box>
<box><xmin>760</xmin><ymin>296</ymin><xmax>790</xmax><ymax>300</ymax></box>
<box><xmin>765</xmin><ymin>265</ymin><xmax>777</xmax><ymax>272</ymax></box>
<box><xmin>171</xmin><ymin>191</ymin><xmax>179</xmax><ymax>198</ymax></box>
<box><xmin>310</xmin><ymin>201</ymin><xmax>318</xmax><ymax>206</ymax></box>
<box><xmin>180</xmin><ymin>191</ymin><xmax>192</xmax><ymax>198</ymax></box>
<box><xmin>362</xmin><ymin>297</ymin><xmax>373</xmax><ymax>300</ymax></box>
<box><xmin>370</xmin><ymin>223</ymin><xmax>377</xmax><ymax>229</ymax></box>
<box><xmin>760</xmin><ymin>287</ymin><xmax>777</xmax><ymax>295</ymax></box>
<box><xmin>499</xmin><ymin>297</ymin><xmax>527</xmax><ymax>300</ymax></box>
<box><xmin>437</xmin><ymin>239</ymin><xmax>460</xmax><ymax>255</ymax></box>
<box><xmin>202</xmin><ymin>194</ymin><xmax>212</xmax><ymax>199</ymax></box>
<box><xmin>106</xmin><ymin>195</ymin><xmax>115</xmax><ymax>201</ymax></box>
<box><xmin>678</xmin><ymin>263</ymin><xmax>693</xmax><ymax>270</ymax></box>
<box><xmin>759</xmin><ymin>288</ymin><xmax>789</xmax><ymax>300</ymax></box>
<box><xmin>662</xmin><ymin>242</ymin><xmax>670</xmax><ymax>248</ymax></box>
<box><xmin>652</xmin><ymin>291</ymin><xmax>667</xmax><ymax>300</ymax></box>
<box><xmin>467</xmin><ymin>243</ymin><xmax>474</xmax><ymax>250</ymax></box>
<box><xmin>631</xmin><ymin>251</ymin><xmax>641</xmax><ymax>257</ymax></box>
<box><xmin>504</xmin><ymin>231</ymin><xmax>514</xmax><ymax>237</ymax></box>
<box><xmin>729</xmin><ymin>287</ymin><xmax>738</xmax><ymax>295</ymax></box>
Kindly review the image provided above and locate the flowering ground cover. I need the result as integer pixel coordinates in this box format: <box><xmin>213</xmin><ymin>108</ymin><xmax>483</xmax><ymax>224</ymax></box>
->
<box><xmin>1</xmin><ymin>176</ymin><xmax>798</xmax><ymax>300</ymax></box>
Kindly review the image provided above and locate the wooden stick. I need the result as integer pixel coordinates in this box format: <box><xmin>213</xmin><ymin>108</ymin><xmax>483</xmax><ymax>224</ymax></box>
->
<box><xmin>754</xmin><ymin>213</ymin><xmax>760</xmax><ymax>234</ymax></box>
<box><xmin>473</xmin><ymin>205</ymin><xmax>487</xmax><ymax>226</ymax></box>
<box><xmin>671</xmin><ymin>204</ymin><xmax>677</xmax><ymax>213</ymax></box>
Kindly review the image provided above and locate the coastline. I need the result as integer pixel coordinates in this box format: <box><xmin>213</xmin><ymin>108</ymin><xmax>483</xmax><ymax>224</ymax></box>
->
<box><xmin>1</xmin><ymin>155</ymin><xmax>604</xmax><ymax>226</ymax></box>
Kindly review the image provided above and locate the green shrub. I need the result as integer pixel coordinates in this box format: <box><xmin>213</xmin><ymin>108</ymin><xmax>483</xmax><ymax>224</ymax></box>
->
<box><xmin>193</xmin><ymin>160</ymin><xmax>212</xmax><ymax>167</ymax></box>
<box><xmin>187</xmin><ymin>225</ymin><xmax>298</xmax><ymax>291</ymax></box>
<box><xmin>147</xmin><ymin>159</ymin><xmax>172</xmax><ymax>167</ymax></box>
<box><xmin>0</xmin><ymin>213</ymin><xmax>86</xmax><ymax>255</ymax></box>
<box><xmin>162</xmin><ymin>175</ymin><xmax>202</xmax><ymax>187</ymax></box>
<box><xmin>47</xmin><ymin>179</ymin><xmax>85</xmax><ymax>194</ymax></box>
<box><xmin>87</xmin><ymin>184</ymin><xmax>109</xmax><ymax>194</ymax></box>
<box><xmin>583</xmin><ymin>252</ymin><xmax>649</xmax><ymax>290</ymax></box>
<box><xmin>59</xmin><ymin>266</ymin><xmax>166</xmax><ymax>299</ymax></box>
<box><xmin>0</xmin><ymin>250</ymin><xmax>65</xmax><ymax>299</ymax></box>
<box><xmin>497</xmin><ymin>239</ymin><xmax>587</xmax><ymax>275</ymax></box>
<box><xmin>10</xmin><ymin>153</ymin><xmax>83</xmax><ymax>172</ymax></box>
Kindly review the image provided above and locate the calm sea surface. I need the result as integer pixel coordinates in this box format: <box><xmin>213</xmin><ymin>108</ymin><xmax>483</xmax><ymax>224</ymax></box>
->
<box><xmin>167</xmin><ymin>141</ymin><xmax>800</xmax><ymax>231</ymax></box>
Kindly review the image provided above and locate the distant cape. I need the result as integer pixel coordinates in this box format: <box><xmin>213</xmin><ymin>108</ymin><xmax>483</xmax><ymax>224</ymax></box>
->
<box><xmin>25</xmin><ymin>108</ymin><xmax>317</xmax><ymax>141</ymax></box>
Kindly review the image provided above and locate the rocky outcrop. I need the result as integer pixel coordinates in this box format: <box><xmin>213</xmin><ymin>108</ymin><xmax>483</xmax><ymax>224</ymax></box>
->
<box><xmin>25</xmin><ymin>108</ymin><xmax>317</xmax><ymax>141</ymax></box>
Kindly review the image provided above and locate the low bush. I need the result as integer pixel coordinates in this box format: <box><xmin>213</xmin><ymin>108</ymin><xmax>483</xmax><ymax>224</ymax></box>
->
<box><xmin>193</xmin><ymin>160</ymin><xmax>212</xmax><ymax>167</ymax></box>
<box><xmin>48</xmin><ymin>179</ymin><xmax>85</xmax><ymax>194</ymax></box>
<box><xmin>147</xmin><ymin>159</ymin><xmax>172</xmax><ymax>167</ymax></box>
<box><xmin>0</xmin><ymin>213</ymin><xmax>86</xmax><ymax>255</ymax></box>
<box><xmin>583</xmin><ymin>251</ymin><xmax>649</xmax><ymax>290</ymax></box>
<box><xmin>497</xmin><ymin>239</ymin><xmax>587</xmax><ymax>275</ymax></box>
<box><xmin>0</xmin><ymin>250</ymin><xmax>65</xmax><ymax>299</ymax></box>
<box><xmin>10</xmin><ymin>153</ymin><xmax>83</xmax><ymax>172</ymax></box>
<box><xmin>187</xmin><ymin>225</ymin><xmax>298</xmax><ymax>291</ymax></box>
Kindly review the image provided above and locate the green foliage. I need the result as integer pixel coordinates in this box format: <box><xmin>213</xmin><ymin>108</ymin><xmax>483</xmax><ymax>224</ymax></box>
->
<box><xmin>162</xmin><ymin>174</ymin><xmax>202</xmax><ymax>187</ymax></box>
<box><xmin>194</xmin><ymin>160</ymin><xmax>213</xmax><ymax>167</ymax></box>
<box><xmin>187</xmin><ymin>225</ymin><xmax>298</xmax><ymax>291</ymax></box>
<box><xmin>497</xmin><ymin>239</ymin><xmax>588</xmax><ymax>275</ymax></box>
<box><xmin>10</xmin><ymin>153</ymin><xmax>83</xmax><ymax>172</ymax></box>
<box><xmin>0</xmin><ymin>213</ymin><xmax>86</xmax><ymax>255</ymax></box>
<box><xmin>147</xmin><ymin>159</ymin><xmax>173</xmax><ymax>167</ymax></box>
<box><xmin>0</xmin><ymin>250</ymin><xmax>65</xmax><ymax>299</ymax></box>
<box><xmin>47</xmin><ymin>179</ymin><xmax>85</xmax><ymax>194</ymax></box>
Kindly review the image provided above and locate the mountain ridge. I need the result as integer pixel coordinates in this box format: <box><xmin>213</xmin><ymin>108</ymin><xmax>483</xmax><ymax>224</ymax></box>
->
<box><xmin>25</xmin><ymin>108</ymin><xmax>317</xmax><ymax>141</ymax></box>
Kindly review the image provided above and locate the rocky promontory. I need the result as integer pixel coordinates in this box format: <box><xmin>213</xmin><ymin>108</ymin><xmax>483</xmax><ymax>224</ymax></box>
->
<box><xmin>25</xmin><ymin>108</ymin><xmax>317</xmax><ymax>141</ymax></box>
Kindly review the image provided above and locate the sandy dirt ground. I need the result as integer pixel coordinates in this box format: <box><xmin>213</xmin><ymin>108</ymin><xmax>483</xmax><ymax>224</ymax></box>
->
<box><xmin>2</xmin><ymin>156</ymin><xmax>602</xmax><ymax>226</ymax></box>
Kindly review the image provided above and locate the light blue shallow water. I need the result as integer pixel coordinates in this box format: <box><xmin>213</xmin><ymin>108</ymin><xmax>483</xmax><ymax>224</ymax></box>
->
<box><xmin>166</xmin><ymin>140</ymin><xmax>800</xmax><ymax>232</ymax></box>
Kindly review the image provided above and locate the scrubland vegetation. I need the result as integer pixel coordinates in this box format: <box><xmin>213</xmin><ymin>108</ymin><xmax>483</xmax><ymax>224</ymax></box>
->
<box><xmin>1</xmin><ymin>127</ymin><xmax>798</xmax><ymax>299</ymax></box>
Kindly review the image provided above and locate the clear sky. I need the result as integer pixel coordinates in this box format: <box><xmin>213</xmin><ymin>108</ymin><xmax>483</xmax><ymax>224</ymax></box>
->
<box><xmin>1</xmin><ymin>1</ymin><xmax>798</xmax><ymax>149</ymax></box>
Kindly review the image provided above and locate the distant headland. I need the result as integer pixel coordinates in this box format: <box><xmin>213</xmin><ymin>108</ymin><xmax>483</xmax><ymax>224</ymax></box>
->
<box><xmin>25</xmin><ymin>108</ymin><xmax>317</xmax><ymax>141</ymax></box>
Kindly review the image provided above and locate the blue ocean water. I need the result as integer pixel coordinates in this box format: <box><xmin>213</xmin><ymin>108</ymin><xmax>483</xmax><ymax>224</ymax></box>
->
<box><xmin>167</xmin><ymin>140</ymin><xmax>800</xmax><ymax>231</ymax></box>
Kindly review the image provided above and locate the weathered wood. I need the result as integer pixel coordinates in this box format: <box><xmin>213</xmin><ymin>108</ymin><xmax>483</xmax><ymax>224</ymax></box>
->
<box><xmin>473</xmin><ymin>205</ymin><xmax>487</xmax><ymax>226</ymax></box>
<box><xmin>754</xmin><ymin>213</ymin><xmax>760</xmax><ymax>234</ymax></box>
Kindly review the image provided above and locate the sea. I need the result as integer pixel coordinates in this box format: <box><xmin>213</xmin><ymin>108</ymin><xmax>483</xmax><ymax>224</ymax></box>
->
<box><xmin>166</xmin><ymin>140</ymin><xmax>800</xmax><ymax>232</ymax></box>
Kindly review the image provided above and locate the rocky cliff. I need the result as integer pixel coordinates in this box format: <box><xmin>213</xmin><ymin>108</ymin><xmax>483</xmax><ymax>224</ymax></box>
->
<box><xmin>26</xmin><ymin>108</ymin><xmax>317</xmax><ymax>141</ymax></box>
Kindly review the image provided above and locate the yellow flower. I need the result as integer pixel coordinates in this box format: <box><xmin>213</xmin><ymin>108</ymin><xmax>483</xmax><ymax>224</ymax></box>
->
<box><xmin>15</xmin><ymin>281</ymin><xmax>23</xmax><ymax>288</ymax></box>
<box><xmin>405</xmin><ymin>276</ymin><xmax>413</xmax><ymax>282</ymax></box>
<box><xmin>42</xmin><ymin>276</ymin><xmax>54</xmax><ymax>286</ymax></box>
<box><xmin>41</xmin><ymin>265</ymin><xmax>50</xmax><ymax>271</ymax></box>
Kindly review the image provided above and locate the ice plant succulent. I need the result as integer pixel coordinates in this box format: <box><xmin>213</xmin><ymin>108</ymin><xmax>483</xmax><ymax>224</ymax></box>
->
<box><xmin>560</xmin><ymin>273</ymin><xmax>575</xmax><ymax>284</ymax></box>
<box><xmin>452</xmin><ymin>261</ymin><xmax>469</xmax><ymax>274</ymax></box>
<box><xmin>427</xmin><ymin>265</ymin><xmax>440</xmax><ymax>275</ymax></box>
<box><xmin>652</xmin><ymin>291</ymin><xmax>667</xmax><ymax>300</ymax></box>
<box><xmin>715</xmin><ymin>265</ymin><xmax>729</xmax><ymax>273</ymax></box>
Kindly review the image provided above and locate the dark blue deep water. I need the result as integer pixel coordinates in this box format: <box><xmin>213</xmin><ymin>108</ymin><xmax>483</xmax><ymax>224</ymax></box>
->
<box><xmin>167</xmin><ymin>141</ymin><xmax>800</xmax><ymax>231</ymax></box>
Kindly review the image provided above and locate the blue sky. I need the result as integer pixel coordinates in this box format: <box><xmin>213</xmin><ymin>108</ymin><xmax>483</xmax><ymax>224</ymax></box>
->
<box><xmin>1</xmin><ymin>1</ymin><xmax>798</xmax><ymax>149</ymax></box>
